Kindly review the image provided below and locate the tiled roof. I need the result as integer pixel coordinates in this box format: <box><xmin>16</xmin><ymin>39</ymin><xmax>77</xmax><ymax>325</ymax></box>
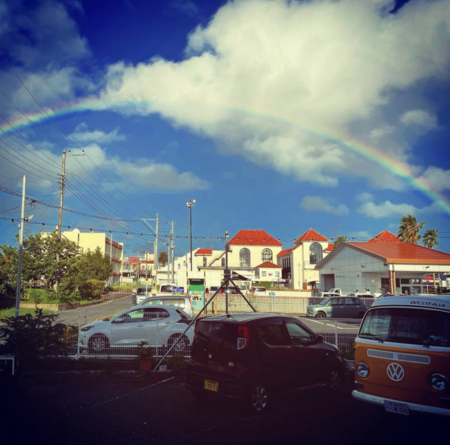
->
<box><xmin>256</xmin><ymin>261</ymin><xmax>282</xmax><ymax>268</ymax></box>
<box><xmin>348</xmin><ymin>242</ymin><xmax>450</xmax><ymax>264</ymax></box>
<box><xmin>277</xmin><ymin>247</ymin><xmax>293</xmax><ymax>256</ymax></box>
<box><xmin>295</xmin><ymin>229</ymin><xmax>328</xmax><ymax>244</ymax></box>
<box><xmin>368</xmin><ymin>230</ymin><xmax>400</xmax><ymax>243</ymax></box>
<box><xmin>228</xmin><ymin>230</ymin><xmax>283</xmax><ymax>246</ymax></box>
<box><xmin>195</xmin><ymin>249</ymin><xmax>212</xmax><ymax>255</ymax></box>
<box><xmin>324</xmin><ymin>244</ymin><xmax>335</xmax><ymax>252</ymax></box>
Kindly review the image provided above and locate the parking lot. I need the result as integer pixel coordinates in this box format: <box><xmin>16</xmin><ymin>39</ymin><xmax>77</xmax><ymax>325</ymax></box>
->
<box><xmin>1</xmin><ymin>371</ymin><xmax>447</xmax><ymax>445</ymax></box>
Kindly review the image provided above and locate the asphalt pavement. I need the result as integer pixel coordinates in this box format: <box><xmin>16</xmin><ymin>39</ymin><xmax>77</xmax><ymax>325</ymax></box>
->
<box><xmin>1</xmin><ymin>371</ymin><xmax>447</xmax><ymax>445</ymax></box>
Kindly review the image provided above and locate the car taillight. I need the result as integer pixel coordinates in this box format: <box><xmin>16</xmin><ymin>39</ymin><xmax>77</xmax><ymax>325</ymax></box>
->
<box><xmin>237</xmin><ymin>326</ymin><xmax>249</xmax><ymax>350</ymax></box>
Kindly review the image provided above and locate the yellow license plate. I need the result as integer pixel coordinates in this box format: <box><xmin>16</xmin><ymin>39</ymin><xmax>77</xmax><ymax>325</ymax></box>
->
<box><xmin>204</xmin><ymin>379</ymin><xmax>218</xmax><ymax>392</ymax></box>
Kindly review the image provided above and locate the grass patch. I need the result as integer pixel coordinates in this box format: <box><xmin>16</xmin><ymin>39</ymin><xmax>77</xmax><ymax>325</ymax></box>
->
<box><xmin>0</xmin><ymin>307</ymin><xmax>52</xmax><ymax>319</ymax></box>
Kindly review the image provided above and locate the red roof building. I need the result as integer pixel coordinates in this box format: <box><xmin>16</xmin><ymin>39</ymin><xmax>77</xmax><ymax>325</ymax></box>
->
<box><xmin>228</xmin><ymin>230</ymin><xmax>283</xmax><ymax>246</ymax></box>
<box><xmin>368</xmin><ymin>230</ymin><xmax>400</xmax><ymax>243</ymax></box>
<box><xmin>294</xmin><ymin>229</ymin><xmax>328</xmax><ymax>245</ymax></box>
<box><xmin>195</xmin><ymin>249</ymin><xmax>213</xmax><ymax>256</ymax></box>
<box><xmin>256</xmin><ymin>261</ymin><xmax>282</xmax><ymax>269</ymax></box>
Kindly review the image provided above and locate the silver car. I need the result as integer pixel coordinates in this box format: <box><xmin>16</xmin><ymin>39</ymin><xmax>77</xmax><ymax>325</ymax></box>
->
<box><xmin>139</xmin><ymin>295</ymin><xmax>193</xmax><ymax>317</ymax></box>
<box><xmin>78</xmin><ymin>305</ymin><xmax>193</xmax><ymax>354</ymax></box>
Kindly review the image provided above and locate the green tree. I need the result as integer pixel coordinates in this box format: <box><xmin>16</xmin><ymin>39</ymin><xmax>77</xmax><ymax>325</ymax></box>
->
<box><xmin>398</xmin><ymin>215</ymin><xmax>427</xmax><ymax>244</ymax></box>
<box><xmin>423</xmin><ymin>229</ymin><xmax>439</xmax><ymax>249</ymax></box>
<box><xmin>333</xmin><ymin>235</ymin><xmax>347</xmax><ymax>246</ymax></box>
<box><xmin>158</xmin><ymin>251</ymin><xmax>168</xmax><ymax>266</ymax></box>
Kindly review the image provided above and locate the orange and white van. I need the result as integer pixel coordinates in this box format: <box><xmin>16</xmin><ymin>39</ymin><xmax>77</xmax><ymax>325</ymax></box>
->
<box><xmin>353</xmin><ymin>295</ymin><xmax>450</xmax><ymax>417</ymax></box>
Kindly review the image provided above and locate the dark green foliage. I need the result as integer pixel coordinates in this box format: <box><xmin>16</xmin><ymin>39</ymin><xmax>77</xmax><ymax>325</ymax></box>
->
<box><xmin>158</xmin><ymin>251</ymin><xmax>168</xmax><ymax>266</ymax></box>
<box><xmin>79</xmin><ymin>279</ymin><xmax>106</xmax><ymax>300</ymax></box>
<box><xmin>166</xmin><ymin>355</ymin><xmax>186</xmax><ymax>374</ymax></box>
<box><xmin>0</xmin><ymin>308</ymin><xmax>67</xmax><ymax>368</ymax></box>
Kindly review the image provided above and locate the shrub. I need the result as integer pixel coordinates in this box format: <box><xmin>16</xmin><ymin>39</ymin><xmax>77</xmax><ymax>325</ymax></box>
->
<box><xmin>0</xmin><ymin>308</ymin><xmax>67</xmax><ymax>369</ymax></box>
<box><xmin>79</xmin><ymin>279</ymin><xmax>106</xmax><ymax>300</ymax></box>
<box><xmin>166</xmin><ymin>355</ymin><xmax>186</xmax><ymax>374</ymax></box>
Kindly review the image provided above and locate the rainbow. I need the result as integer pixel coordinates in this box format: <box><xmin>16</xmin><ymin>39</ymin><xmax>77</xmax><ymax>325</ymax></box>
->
<box><xmin>1</xmin><ymin>97</ymin><xmax>449</xmax><ymax>215</ymax></box>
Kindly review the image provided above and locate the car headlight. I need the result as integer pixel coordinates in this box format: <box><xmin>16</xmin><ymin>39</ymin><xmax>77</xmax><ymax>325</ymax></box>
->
<box><xmin>357</xmin><ymin>362</ymin><xmax>370</xmax><ymax>378</ymax></box>
<box><xmin>430</xmin><ymin>373</ymin><xmax>448</xmax><ymax>391</ymax></box>
<box><xmin>81</xmin><ymin>325</ymin><xmax>94</xmax><ymax>332</ymax></box>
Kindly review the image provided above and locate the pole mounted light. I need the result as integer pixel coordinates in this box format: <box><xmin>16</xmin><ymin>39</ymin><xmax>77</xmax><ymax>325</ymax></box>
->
<box><xmin>186</xmin><ymin>199</ymin><xmax>196</xmax><ymax>272</ymax></box>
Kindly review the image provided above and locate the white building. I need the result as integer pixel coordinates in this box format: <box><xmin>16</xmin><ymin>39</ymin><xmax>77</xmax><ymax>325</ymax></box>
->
<box><xmin>277</xmin><ymin>229</ymin><xmax>334</xmax><ymax>290</ymax></box>
<box><xmin>316</xmin><ymin>231</ymin><xmax>450</xmax><ymax>294</ymax></box>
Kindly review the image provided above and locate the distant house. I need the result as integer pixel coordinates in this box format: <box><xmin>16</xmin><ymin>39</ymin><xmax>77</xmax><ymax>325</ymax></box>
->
<box><xmin>277</xmin><ymin>229</ymin><xmax>334</xmax><ymax>290</ymax></box>
<box><xmin>255</xmin><ymin>261</ymin><xmax>283</xmax><ymax>283</ymax></box>
<box><xmin>316</xmin><ymin>230</ymin><xmax>450</xmax><ymax>294</ymax></box>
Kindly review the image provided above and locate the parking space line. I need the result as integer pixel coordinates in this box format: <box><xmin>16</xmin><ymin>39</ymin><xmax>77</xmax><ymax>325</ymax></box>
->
<box><xmin>91</xmin><ymin>376</ymin><xmax>175</xmax><ymax>408</ymax></box>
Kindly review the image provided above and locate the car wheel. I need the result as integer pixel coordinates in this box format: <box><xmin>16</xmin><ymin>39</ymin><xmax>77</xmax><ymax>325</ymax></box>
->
<box><xmin>316</xmin><ymin>311</ymin><xmax>326</xmax><ymax>318</ymax></box>
<box><xmin>168</xmin><ymin>334</ymin><xmax>189</xmax><ymax>353</ymax></box>
<box><xmin>250</xmin><ymin>384</ymin><xmax>269</xmax><ymax>413</ymax></box>
<box><xmin>327</xmin><ymin>368</ymin><xmax>342</xmax><ymax>392</ymax></box>
<box><xmin>88</xmin><ymin>334</ymin><xmax>110</xmax><ymax>353</ymax></box>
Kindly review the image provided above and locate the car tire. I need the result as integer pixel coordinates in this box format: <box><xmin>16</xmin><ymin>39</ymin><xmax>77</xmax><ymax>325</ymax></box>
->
<box><xmin>168</xmin><ymin>334</ymin><xmax>189</xmax><ymax>354</ymax></box>
<box><xmin>316</xmin><ymin>311</ymin><xmax>326</xmax><ymax>318</ymax></box>
<box><xmin>327</xmin><ymin>368</ymin><xmax>343</xmax><ymax>392</ymax></box>
<box><xmin>88</xmin><ymin>334</ymin><xmax>110</xmax><ymax>354</ymax></box>
<box><xmin>249</xmin><ymin>383</ymin><xmax>269</xmax><ymax>413</ymax></box>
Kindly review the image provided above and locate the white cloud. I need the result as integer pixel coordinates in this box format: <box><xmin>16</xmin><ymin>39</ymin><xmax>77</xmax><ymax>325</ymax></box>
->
<box><xmin>419</xmin><ymin>166</ymin><xmax>450</xmax><ymax>192</ymax></box>
<box><xmin>300</xmin><ymin>196</ymin><xmax>349</xmax><ymax>216</ymax></box>
<box><xmin>69</xmin><ymin>124</ymin><xmax>126</xmax><ymax>144</ymax></box>
<box><xmin>369</xmin><ymin>125</ymin><xmax>396</xmax><ymax>140</ymax></box>
<box><xmin>357</xmin><ymin>200</ymin><xmax>438</xmax><ymax>218</ymax></box>
<box><xmin>99</xmin><ymin>0</ymin><xmax>450</xmax><ymax>189</ymax></box>
<box><xmin>399</xmin><ymin>109</ymin><xmax>438</xmax><ymax>130</ymax></box>
<box><xmin>356</xmin><ymin>192</ymin><xmax>374</xmax><ymax>202</ymax></box>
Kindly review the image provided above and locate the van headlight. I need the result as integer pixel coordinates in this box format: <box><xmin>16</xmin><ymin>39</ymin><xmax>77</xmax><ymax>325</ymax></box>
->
<box><xmin>357</xmin><ymin>362</ymin><xmax>370</xmax><ymax>378</ymax></box>
<box><xmin>430</xmin><ymin>373</ymin><xmax>448</xmax><ymax>391</ymax></box>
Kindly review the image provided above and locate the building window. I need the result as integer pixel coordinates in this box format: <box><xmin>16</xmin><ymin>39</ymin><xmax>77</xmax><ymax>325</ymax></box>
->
<box><xmin>262</xmin><ymin>271</ymin><xmax>267</xmax><ymax>277</ymax></box>
<box><xmin>261</xmin><ymin>248</ymin><xmax>273</xmax><ymax>262</ymax></box>
<box><xmin>240</xmin><ymin>248</ymin><xmax>251</xmax><ymax>267</ymax></box>
<box><xmin>275</xmin><ymin>271</ymin><xmax>280</xmax><ymax>277</ymax></box>
<box><xmin>309</xmin><ymin>242</ymin><xmax>323</xmax><ymax>265</ymax></box>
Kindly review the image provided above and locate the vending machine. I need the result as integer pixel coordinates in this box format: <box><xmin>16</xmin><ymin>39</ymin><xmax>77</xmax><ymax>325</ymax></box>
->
<box><xmin>188</xmin><ymin>278</ymin><xmax>206</xmax><ymax>315</ymax></box>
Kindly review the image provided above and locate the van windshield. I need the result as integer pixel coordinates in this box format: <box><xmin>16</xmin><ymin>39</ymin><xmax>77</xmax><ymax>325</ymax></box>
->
<box><xmin>360</xmin><ymin>308</ymin><xmax>450</xmax><ymax>347</ymax></box>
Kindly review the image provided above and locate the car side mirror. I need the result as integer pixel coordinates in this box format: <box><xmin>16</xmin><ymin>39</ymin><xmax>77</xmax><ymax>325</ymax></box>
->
<box><xmin>315</xmin><ymin>335</ymin><xmax>323</xmax><ymax>343</ymax></box>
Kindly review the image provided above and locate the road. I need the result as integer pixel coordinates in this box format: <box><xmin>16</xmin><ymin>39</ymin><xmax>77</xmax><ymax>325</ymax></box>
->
<box><xmin>56</xmin><ymin>293</ymin><xmax>135</xmax><ymax>326</ymax></box>
<box><xmin>1</xmin><ymin>372</ymin><xmax>446</xmax><ymax>445</ymax></box>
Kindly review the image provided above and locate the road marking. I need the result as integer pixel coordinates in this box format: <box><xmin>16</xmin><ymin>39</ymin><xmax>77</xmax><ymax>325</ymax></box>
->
<box><xmin>304</xmin><ymin>319</ymin><xmax>359</xmax><ymax>330</ymax></box>
<box><xmin>91</xmin><ymin>376</ymin><xmax>175</xmax><ymax>408</ymax></box>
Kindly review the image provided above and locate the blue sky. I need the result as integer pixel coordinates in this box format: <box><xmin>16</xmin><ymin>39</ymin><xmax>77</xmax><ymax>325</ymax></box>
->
<box><xmin>0</xmin><ymin>0</ymin><xmax>449</xmax><ymax>257</ymax></box>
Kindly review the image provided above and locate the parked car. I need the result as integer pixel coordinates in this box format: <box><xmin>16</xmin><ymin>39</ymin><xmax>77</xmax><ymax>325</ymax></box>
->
<box><xmin>209</xmin><ymin>286</ymin><xmax>220</xmax><ymax>294</ymax></box>
<box><xmin>187</xmin><ymin>313</ymin><xmax>344</xmax><ymax>412</ymax></box>
<box><xmin>160</xmin><ymin>284</ymin><xmax>176</xmax><ymax>293</ymax></box>
<box><xmin>134</xmin><ymin>286</ymin><xmax>151</xmax><ymax>305</ymax></box>
<box><xmin>78</xmin><ymin>305</ymin><xmax>193</xmax><ymax>354</ymax></box>
<box><xmin>307</xmin><ymin>296</ymin><xmax>367</xmax><ymax>318</ymax></box>
<box><xmin>139</xmin><ymin>295</ymin><xmax>194</xmax><ymax>317</ymax></box>
<box><xmin>251</xmin><ymin>287</ymin><xmax>267</xmax><ymax>295</ymax></box>
<box><xmin>347</xmin><ymin>292</ymin><xmax>375</xmax><ymax>299</ymax></box>
<box><xmin>315</xmin><ymin>292</ymin><xmax>340</xmax><ymax>298</ymax></box>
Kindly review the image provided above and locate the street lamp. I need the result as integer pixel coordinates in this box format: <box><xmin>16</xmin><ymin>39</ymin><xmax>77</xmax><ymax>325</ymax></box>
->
<box><xmin>186</xmin><ymin>199</ymin><xmax>196</xmax><ymax>271</ymax></box>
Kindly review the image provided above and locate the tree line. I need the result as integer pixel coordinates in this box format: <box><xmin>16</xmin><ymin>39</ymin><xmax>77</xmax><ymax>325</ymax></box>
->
<box><xmin>0</xmin><ymin>231</ymin><xmax>113</xmax><ymax>301</ymax></box>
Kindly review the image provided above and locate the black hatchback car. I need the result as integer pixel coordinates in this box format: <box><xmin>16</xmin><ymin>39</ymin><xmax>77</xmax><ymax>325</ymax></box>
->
<box><xmin>186</xmin><ymin>313</ymin><xmax>344</xmax><ymax>412</ymax></box>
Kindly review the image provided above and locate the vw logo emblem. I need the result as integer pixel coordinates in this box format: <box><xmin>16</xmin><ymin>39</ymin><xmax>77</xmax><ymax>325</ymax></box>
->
<box><xmin>387</xmin><ymin>363</ymin><xmax>405</xmax><ymax>381</ymax></box>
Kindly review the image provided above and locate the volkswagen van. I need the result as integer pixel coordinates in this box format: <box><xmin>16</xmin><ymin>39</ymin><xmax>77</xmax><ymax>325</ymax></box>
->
<box><xmin>352</xmin><ymin>295</ymin><xmax>450</xmax><ymax>417</ymax></box>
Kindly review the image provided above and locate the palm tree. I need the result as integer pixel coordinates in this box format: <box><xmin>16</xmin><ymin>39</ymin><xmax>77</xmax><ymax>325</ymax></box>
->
<box><xmin>423</xmin><ymin>229</ymin><xmax>439</xmax><ymax>249</ymax></box>
<box><xmin>158</xmin><ymin>251</ymin><xmax>168</xmax><ymax>266</ymax></box>
<box><xmin>398</xmin><ymin>215</ymin><xmax>426</xmax><ymax>244</ymax></box>
<box><xmin>333</xmin><ymin>235</ymin><xmax>347</xmax><ymax>246</ymax></box>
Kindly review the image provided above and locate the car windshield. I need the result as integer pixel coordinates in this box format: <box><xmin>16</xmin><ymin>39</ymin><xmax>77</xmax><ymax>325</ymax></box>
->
<box><xmin>319</xmin><ymin>297</ymin><xmax>331</xmax><ymax>306</ymax></box>
<box><xmin>359</xmin><ymin>307</ymin><xmax>450</xmax><ymax>347</ymax></box>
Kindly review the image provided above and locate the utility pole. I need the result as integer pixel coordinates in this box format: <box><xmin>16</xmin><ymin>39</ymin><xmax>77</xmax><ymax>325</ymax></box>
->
<box><xmin>171</xmin><ymin>221</ymin><xmax>175</xmax><ymax>283</ymax></box>
<box><xmin>15</xmin><ymin>176</ymin><xmax>27</xmax><ymax>317</ymax></box>
<box><xmin>57</xmin><ymin>150</ymin><xmax>66</xmax><ymax>241</ymax></box>
<box><xmin>186</xmin><ymin>199</ymin><xmax>196</xmax><ymax>271</ymax></box>
<box><xmin>141</xmin><ymin>214</ymin><xmax>158</xmax><ymax>289</ymax></box>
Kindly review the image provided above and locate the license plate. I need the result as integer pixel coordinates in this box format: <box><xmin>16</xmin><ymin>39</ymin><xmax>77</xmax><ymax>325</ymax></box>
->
<box><xmin>384</xmin><ymin>400</ymin><xmax>409</xmax><ymax>416</ymax></box>
<box><xmin>204</xmin><ymin>379</ymin><xmax>218</xmax><ymax>392</ymax></box>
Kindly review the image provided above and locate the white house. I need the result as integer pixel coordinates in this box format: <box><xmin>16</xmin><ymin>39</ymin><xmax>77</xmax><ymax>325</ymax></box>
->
<box><xmin>277</xmin><ymin>229</ymin><xmax>333</xmax><ymax>290</ymax></box>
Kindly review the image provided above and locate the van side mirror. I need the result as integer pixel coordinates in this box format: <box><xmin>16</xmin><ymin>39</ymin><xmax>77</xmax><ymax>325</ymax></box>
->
<box><xmin>315</xmin><ymin>335</ymin><xmax>323</xmax><ymax>343</ymax></box>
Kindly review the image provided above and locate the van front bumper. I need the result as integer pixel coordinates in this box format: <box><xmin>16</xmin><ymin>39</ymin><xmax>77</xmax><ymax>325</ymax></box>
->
<box><xmin>352</xmin><ymin>390</ymin><xmax>450</xmax><ymax>417</ymax></box>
